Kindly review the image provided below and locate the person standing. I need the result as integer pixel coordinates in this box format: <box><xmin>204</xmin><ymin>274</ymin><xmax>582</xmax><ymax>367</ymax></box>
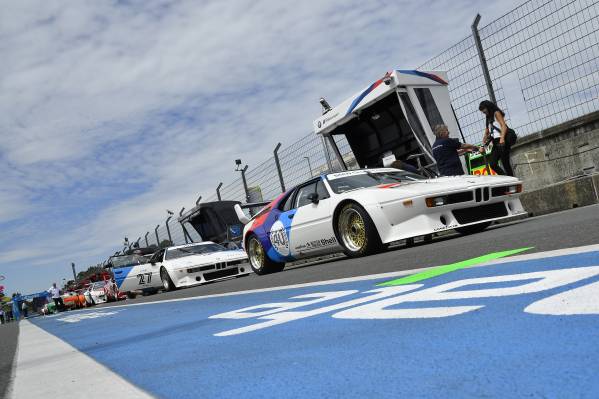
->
<box><xmin>0</xmin><ymin>307</ymin><xmax>4</xmax><ymax>324</ymax></box>
<box><xmin>48</xmin><ymin>283</ymin><xmax>64</xmax><ymax>312</ymax></box>
<box><xmin>479</xmin><ymin>100</ymin><xmax>517</xmax><ymax>176</ymax></box>
<box><xmin>432</xmin><ymin>124</ymin><xmax>481</xmax><ymax>176</ymax></box>
<box><xmin>21</xmin><ymin>300</ymin><xmax>28</xmax><ymax>318</ymax></box>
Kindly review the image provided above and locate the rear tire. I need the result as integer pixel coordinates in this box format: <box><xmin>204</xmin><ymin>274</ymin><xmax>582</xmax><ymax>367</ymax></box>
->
<box><xmin>160</xmin><ymin>267</ymin><xmax>176</xmax><ymax>291</ymax></box>
<box><xmin>455</xmin><ymin>221</ymin><xmax>492</xmax><ymax>236</ymax></box>
<box><xmin>126</xmin><ymin>292</ymin><xmax>137</xmax><ymax>299</ymax></box>
<box><xmin>335</xmin><ymin>202</ymin><xmax>383</xmax><ymax>258</ymax></box>
<box><xmin>247</xmin><ymin>235</ymin><xmax>285</xmax><ymax>275</ymax></box>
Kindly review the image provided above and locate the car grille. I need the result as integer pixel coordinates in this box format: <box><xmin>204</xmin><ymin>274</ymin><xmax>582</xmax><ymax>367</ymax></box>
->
<box><xmin>204</xmin><ymin>267</ymin><xmax>239</xmax><ymax>281</ymax></box>
<box><xmin>452</xmin><ymin>202</ymin><xmax>508</xmax><ymax>224</ymax></box>
<box><xmin>187</xmin><ymin>260</ymin><xmax>245</xmax><ymax>274</ymax></box>
<box><xmin>474</xmin><ymin>187</ymin><xmax>490</xmax><ymax>202</ymax></box>
<box><xmin>446</xmin><ymin>191</ymin><xmax>474</xmax><ymax>204</ymax></box>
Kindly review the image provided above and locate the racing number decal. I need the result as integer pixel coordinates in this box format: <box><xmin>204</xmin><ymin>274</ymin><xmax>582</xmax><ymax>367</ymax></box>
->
<box><xmin>270</xmin><ymin>220</ymin><xmax>290</xmax><ymax>256</ymax></box>
<box><xmin>137</xmin><ymin>273</ymin><xmax>152</xmax><ymax>285</ymax></box>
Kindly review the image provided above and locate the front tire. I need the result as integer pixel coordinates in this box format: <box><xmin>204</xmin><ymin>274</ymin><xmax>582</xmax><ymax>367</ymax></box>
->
<box><xmin>455</xmin><ymin>221</ymin><xmax>492</xmax><ymax>236</ymax></box>
<box><xmin>335</xmin><ymin>202</ymin><xmax>383</xmax><ymax>257</ymax></box>
<box><xmin>160</xmin><ymin>267</ymin><xmax>176</xmax><ymax>291</ymax></box>
<box><xmin>247</xmin><ymin>235</ymin><xmax>285</xmax><ymax>275</ymax></box>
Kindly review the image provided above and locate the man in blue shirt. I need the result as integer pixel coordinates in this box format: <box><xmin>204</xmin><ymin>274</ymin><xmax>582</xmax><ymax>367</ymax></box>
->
<box><xmin>432</xmin><ymin>124</ymin><xmax>481</xmax><ymax>176</ymax></box>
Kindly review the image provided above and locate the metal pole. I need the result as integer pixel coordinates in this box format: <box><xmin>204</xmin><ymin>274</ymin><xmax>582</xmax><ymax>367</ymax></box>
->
<box><xmin>321</xmin><ymin>135</ymin><xmax>334</xmax><ymax>172</ymax></box>
<box><xmin>472</xmin><ymin>14</ymin><xmax>496</xmax><ymax>104</ymax></box>
<box><xmin>240</xmin><ymin>165</ymin><xmax>250</xmax><ymax>203</ymax></box>
<box><xmin>325</xmin><ymin>134</ymin><xmax>347</xmax><ymax>170</ymax></box>
<box><xmin>179</xmin><ymin>207</ymin><xmax>189</xmax><ymax>244</ymax></box>
<box><xmin>216</xmin><ymin>182</ymin><xmax>223</xmax><ymax>201</ymax></box>
<box><xmin>154</xmin><ymin>224</ymin><xmax>160</xmax><ymax>247</ymax></box>
<box><xmin>71</xmin><ymin>262</ymin><xmax>77</xmax><ymax>283</ymax></box>
<box><xmin>273</xmin><ymin>143</ymin><xmax>286</xmax><ymax>192</ymax></box>
<box><xmin>144</xmin><ymin>232</ymin><xmax>150</xmax><ymax>247</ymax></box>
<box><xmin>165</xmin><ymin>216</ymin><xmax>173</xmax><ymax>244</ymax></box>
<box><xmin>195</xmin><ymin>196</ymin><xmax>202</xmax><ymax>206</ymax></box>
<box><xmin>135</xmin><ymin>237</ymin><xmax>141</xmax><ymax>248</ymax></box>
<box><xmin>303</xmin><ymin>156</ymin><xmax>314</xmax><ymax>177</ymax></box>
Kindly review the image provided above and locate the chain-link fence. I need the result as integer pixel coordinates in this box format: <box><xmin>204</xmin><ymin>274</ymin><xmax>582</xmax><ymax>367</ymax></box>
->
<box><xmin>123</xmin><ymin>0</ymin><xmax>599</xmax><ymax>253</ymax></box>
<box><xmin>420</xmin><ymin>0</ymin><xmax>599</xmax><ymax>143</ymax></box>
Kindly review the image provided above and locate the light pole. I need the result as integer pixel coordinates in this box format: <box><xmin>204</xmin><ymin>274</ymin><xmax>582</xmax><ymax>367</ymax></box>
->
<box><xmin>304</xmin><ymin>156</ymin><xmax>314</xmax><ymax>177</ymax></box>
<box><xmin>165</xmin><ymin>210</ymin><xmax>174</xmax><ymax>245</ymax></box>
<box><xmin>154</xmin><ymin>224</ymin><xmax>160</xmax><ymax>247</ymax></box>
<box><xmin>180</xmin><ymin>207</ymin><xmax>190</xmax><ymax>244</ymax></box>
<box><xmin>144</xmin><ymin>232</ymin><xmax>150</xmax><ymax>247</ymax></box>
<box><xmin>216</xmin><ymin>182</ymin><xmax>223</xmax><ymax>201</ymax></box>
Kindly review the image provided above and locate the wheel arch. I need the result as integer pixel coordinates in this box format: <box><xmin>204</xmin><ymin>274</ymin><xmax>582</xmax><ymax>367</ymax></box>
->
<box><xmin>332</xmin><ymin>199</ymin><xmax>382</xmax><ymax>243</ymax></box>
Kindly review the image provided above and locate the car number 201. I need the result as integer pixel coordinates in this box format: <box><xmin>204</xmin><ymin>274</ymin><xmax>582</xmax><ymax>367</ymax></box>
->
<box><xmin>137</xmin><ymin>273</ymin><xmax>152</xmax><ymax>285</ymax></box>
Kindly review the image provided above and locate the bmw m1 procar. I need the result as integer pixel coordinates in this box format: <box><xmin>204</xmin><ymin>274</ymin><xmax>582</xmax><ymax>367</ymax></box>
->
<box><xmin>238</xmin><ymin>168</ymin><xmax>526</xmax><ymax>275</ymax></box>
<box><xmin>150</xmin><ymin>242</ymin><xmax>250</xmax><ymax>291</ymax></box>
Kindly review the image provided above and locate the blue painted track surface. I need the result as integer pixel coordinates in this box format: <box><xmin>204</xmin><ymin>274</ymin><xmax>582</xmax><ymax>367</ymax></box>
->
<box><xmin>32</xmin><ymin>251</ymin><xmax>599</xmax><ymax>398</ymax></box>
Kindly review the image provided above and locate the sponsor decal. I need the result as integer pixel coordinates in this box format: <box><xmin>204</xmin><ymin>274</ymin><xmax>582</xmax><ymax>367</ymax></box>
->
<box><xmin>269</xmin><ymin>220</ymin><xmax>290</xmax><ymax>256</ymax></box>
<box><xmin>297</xmin><ymin>237</ymin><xmax>338</xmax><ymax>252</ymax></box>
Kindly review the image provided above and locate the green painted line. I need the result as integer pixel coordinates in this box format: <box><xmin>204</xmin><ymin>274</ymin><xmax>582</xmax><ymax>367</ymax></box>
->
<box><xmin>377</xmin><ymin>247</ymin><xmax>534</xmax><ymax>287</ymax></box>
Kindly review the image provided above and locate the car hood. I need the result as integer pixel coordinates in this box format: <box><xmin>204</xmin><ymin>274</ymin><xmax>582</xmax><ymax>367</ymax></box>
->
<box><xmin>165</xmin><ymin>250</ymin><xmax>248</xmax><ymax>269</ymax></box>
<box><xmin>345</xmin><ymin>175</ymin><xmax>520</xmax><ymax>203</ymax></box>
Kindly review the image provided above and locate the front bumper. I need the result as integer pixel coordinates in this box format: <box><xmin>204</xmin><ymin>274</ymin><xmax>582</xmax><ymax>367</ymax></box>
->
<box><xmin>367</xmin><ymin>186</ymin><xmax>526</xmax><ymax>243</ymax></box>
<box><xmin>171</xmin><ymin>259</ymin><xmax>251</xmax><ymax>287</ymax></box>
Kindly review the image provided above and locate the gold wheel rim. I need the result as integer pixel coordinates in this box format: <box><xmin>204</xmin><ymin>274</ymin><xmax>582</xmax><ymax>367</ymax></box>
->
<box><xmin>339</xmin><ymin>207</ymin><xmax>366</xmax><ymax>252</ymax></box>
<box><xmin>249</xmin><ymin>237</ymin><xmax>265</xmax><ymax>270</ymax></box>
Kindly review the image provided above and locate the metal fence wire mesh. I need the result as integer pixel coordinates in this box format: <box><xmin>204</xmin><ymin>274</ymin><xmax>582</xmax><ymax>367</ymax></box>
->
<box><xmin>124</xmin><ymin>0</ymin><xmax>599</xmax><ymax>251</ymax></box>
<box><xmin>420</xmin><ymin>0</ymin><xmax>599</xmax><ymax>143</ymax></box>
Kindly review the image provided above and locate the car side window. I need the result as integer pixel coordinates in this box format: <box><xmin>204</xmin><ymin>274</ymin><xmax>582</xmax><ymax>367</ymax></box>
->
<box><xmin>295</xmin><ymin>182</ymin><xmax>318</xmax><ymax>208</ymax></box>
<box><xmin>316</xmin><ymin>180</ymin><xmax>330</xmax><ymax>200</ymax></box>
<box><xmin>280</xmin><ymin>191</ymin><xmax>296</xmax><ymax>212</ymax></box>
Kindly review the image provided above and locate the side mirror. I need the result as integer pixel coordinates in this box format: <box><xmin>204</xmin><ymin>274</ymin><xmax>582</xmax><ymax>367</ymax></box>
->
<box><xmin>307</xmin><ymin>193</ymin><xmax>319</xmax><ymax>204</ymax></box>
<box><xmin>234</xmin><ymin>204</ymin><xmax>250</xmax><ymax>225</ymax></box>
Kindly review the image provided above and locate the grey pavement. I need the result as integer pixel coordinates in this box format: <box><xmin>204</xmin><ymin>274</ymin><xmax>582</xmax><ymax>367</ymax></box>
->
<box><xmin>0</xmin><ymin>322</ymin><xmax>18</xmax><ymax>399</ymax></box>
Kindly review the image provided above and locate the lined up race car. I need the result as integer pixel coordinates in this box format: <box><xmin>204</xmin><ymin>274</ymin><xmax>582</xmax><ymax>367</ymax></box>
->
<box><xmin>147</xmin><ymin>242</ymin><xmax>250</xmax><ymax>291</ymax></box>
<box><xmin>237</xmin><ymin>168</ymin><xmax>526</xmax><ymax>275</ymax></box>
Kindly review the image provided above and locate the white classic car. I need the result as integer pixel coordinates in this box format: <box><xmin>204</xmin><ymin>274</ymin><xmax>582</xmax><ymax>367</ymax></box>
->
<box><xmin>84</xmin><ymin>280</ymin><xmax>117</xmax><ymax>305</ymax></box>
<box><xmin>150</xmin><ymin>242</ymin><xmax>250</xmax><ymax>291</ymax></box>
<box><xmin>237</xmin><ymin>168</ymin><xmax>526</xmax><ymax>274</ymax></box>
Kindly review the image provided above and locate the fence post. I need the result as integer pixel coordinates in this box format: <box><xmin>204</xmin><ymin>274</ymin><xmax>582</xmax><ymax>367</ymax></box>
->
<box><xmin>144</xmin><ymin>232</ymin><xmax>150</xmax><ymax>247</ymax></box>
<box><xmin>240</xmin><ymin>165</ymin><xmax>250</xmax><ymax>203</ymax></box>
<box><xmin>179</xmin><ymin>207</ymin><xmax>189</xmax><ymax>244</ymax></box>
<box><xmin>216</xmin><ymin>182</ymin><xmax>223</xmax><ymax>201</ymax></box>
<box><xmin>165</xmin><ymin>216</ymin><xmax>173</xmax><ymax>244</ymax></box>
<box><xmin>471</xmin><ymin>14</ymin><xmax>496</xmax><ymax>104</ymax></box>
<box><xmin>273</xmin><ymin>143</ymin><xmax>286</xmax><ymax>192</ymax></box>
<box><xmin>154</xmin><ymin>224</ymin><xmax>160</xmax><ymax>247</ymax></box>
<box><xmin>321</xmin><ymin>135</ymin><xmax>334</xmax><ymax>172</ymax></box>
<box><xmin>195</xmin><ymin>195</ymin><xmax>202</xmax><ymax>206</ymax></box>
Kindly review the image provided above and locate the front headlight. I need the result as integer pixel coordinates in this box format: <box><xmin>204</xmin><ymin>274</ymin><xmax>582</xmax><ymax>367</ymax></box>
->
<box><xmin>425</xmin><ymin>196</ymin><xmax>446</xmax><ymax>207</ymax></box>
<box><xmin>505</xmin><ymin>184</ymin><xmax>522</xmax><ymax>194</ymax></box>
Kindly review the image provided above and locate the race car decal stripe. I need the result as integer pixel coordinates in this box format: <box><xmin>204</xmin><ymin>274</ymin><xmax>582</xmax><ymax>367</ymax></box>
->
<box><xmin>377</xmin><ymin>183</ymin><xmax>401</xmax><ymax>189</ymax></box>
<box><xmin>112</xmin><ymin>266</ymin><xmax>134</xmax><ymax>288</ymax></box>
<box><xmin>346</xmin><ymin>72</ymin><xmax>391</xmax><ymax>115</ymax></box>
<box><xmin>378</xmin><ymin>247</ymin><xmax>533</xmax><ymax>286</ymax></box>
<box><xmin>396</xmin><ymin>69</ymin><xmax>448</xmax><ymax>85</ymax></box>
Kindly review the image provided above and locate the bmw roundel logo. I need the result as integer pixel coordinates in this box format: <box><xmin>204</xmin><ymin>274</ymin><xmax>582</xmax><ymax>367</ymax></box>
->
<box><xmin>317</xmin><ymin>121</ymin><xmax>322</xmax><ymax>128</ymax></box>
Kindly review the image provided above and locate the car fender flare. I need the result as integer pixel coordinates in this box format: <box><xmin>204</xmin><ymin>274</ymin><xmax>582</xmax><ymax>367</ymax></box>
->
<box><xmin>332</xmin><ymin>199</ymin><xmax>383</xmax><ymax>244</ymax></box>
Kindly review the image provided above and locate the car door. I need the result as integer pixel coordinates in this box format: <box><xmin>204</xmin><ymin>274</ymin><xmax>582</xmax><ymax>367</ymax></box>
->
<box><xmin>288</xmin><ymin>179</ymin><xmax>339</xmax><ymax>257</ymax></box>
<box><xmin>145</xmin><ymin>250</ymin><xmax>165</xmax><ymax>288</ymax></box>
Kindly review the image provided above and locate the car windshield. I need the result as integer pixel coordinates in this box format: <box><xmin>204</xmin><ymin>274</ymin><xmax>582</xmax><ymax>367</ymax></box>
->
<box><xmin>110</xmin><ymin>255</ymin><xmax>148</xmax><ymax>268</ymax></box>
<box><xmin>327</xmin><ymin>170</ymin><xmax>425</xmax><ymax>194</ymax></box>
<box><xmin>165</xmin><ymin>243</ymin><xmax>227</xmax><ymax>260</ymax></box>
<box><xmin>91</xmin><ymin>282</ymin><xmax>105</xmax><ymax>289</ymax></box>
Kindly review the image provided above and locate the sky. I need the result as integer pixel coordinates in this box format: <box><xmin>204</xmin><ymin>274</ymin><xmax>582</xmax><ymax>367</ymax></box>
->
<box><xmin>0</xmin><ymin>0</ymin><xmax>522</xmax><ymax>294</ymax></box>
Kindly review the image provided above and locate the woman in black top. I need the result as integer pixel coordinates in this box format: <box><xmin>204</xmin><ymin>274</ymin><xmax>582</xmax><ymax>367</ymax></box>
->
<box><xmin>479</xmin><ymin>100</ymin><xmax>516</xmax><ymax>176</ymax></box>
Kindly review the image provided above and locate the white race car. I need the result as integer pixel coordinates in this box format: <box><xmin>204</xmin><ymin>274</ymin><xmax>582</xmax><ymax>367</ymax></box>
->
<box><xmin>150</xmin><ymin>242</ymin><xmax>250</xmax><ymax>291</ymax></box>
<box><xmin>84</xmin><ymin>280</ymin><xmax>117</xmax><ymax>305</ymax></box>
<box><xmin>109</xmin><ymin>253</ymin><xmax>163</xmax><ymax>298</ymax></box>
<box><xmin>237</xmin><ymin>168</ymin><xmax>526</xmax><ymax>275</ymax></box>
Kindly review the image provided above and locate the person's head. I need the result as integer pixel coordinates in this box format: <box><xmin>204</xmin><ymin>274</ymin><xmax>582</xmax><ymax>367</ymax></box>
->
<box><xmin>478</xmin><ymin>100</ymin><xmax>504</xmax><ymax>118</ymax></box>
<box><xmin>433</xmin><ymin>124</ymin><xmax>450</xmax><ymax>138</ymax></box>
<box><xmin>389</xmin><ymin>160</ymin><xmax>404</xmax><ymax>169</ymax></box>
<box><xmin>52</xmin><ymin>283</ymin><xmax>57</xmax><ymax>288</ymax></box>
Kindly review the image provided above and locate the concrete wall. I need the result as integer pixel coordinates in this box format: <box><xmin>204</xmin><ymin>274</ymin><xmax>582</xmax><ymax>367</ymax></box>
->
<box><xmin>511</xmin><ymin>111</ymin><xmax>599</xmax><ymax>191</ymax></box>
